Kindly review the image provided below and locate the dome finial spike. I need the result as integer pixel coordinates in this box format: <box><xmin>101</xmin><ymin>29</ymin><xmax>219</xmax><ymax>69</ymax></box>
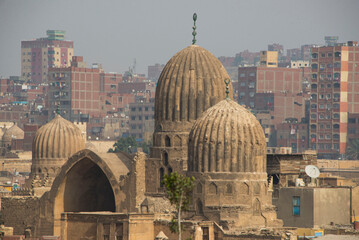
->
<box><xmin>224</xmin><ymin>78</ymin><xmax>231</xmax><ymax>99</ymax></box>
<box><xmin>192</xmin><ymin>13</ymin><xmax>197</xmax><ymax>45</ymax></box>
<box><xmin>56</xmin><ymin>104</ymin><xmax>60</xmax><ymax>116</ymax></box>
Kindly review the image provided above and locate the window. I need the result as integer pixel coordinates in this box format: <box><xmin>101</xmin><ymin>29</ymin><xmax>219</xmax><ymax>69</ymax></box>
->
<box><xmin>321</xmin><ymin>53</ymin><xmax>326</xmax><ymax>58</ymax></box>
<box><xmin>311</xmin><ymin>84</ymin><xmax>317</xmax><ymax>89</ymax></box>
<box><xmin>312</xmin><ymin>74</ymin><xmax>317</xmax><ymax>80</ymax></box>
<box><xmin>293</xmin><ymin>196</ymin><xmax>300</xmax><ymax>216</ymax></box>
<box><xmin>145</xmin><ymin>116</ymin><xmax>149</xmax><ymax>120</ymax></box>
<box><xmin>320</xmin><ymin>64</ymin><xmax>325</xmax><ymax>71</ymax></box>
<box><xmin>319</xmin><ymin>104</ymin><xmax>325</xmax><ymax>109</ymax></box>
<box><xmin>320</xmin><ymin>74</ymin><xmax>325</xmax><ymax>80</ymax></box>
<box><xmin>240</xmin><ymin>82</ymin><xmax>246</xmax><ymax>86</ymax></box>
<box><xmin>349</xmin><ymin>118</ymin><xmax>356</xmax><ymax>124</ymax></box>
<box><xmin>326</xmin><ymin>125</ymin><xmax>331</xmax><ymax>129</ymax></box>
<box><xmin>334</xmin><ymin>73</ymin><xmax>340</xmax><ymax>81</ymax></box>
<box><xmin>138</xmin><ymin>107</ymin><xmax>142</xmax><ymax>111</ymax></box>
<box><xmin>311</xmin><ymin>94</ymin><xmax>317</xmax><ymax>99</ymax></box>
<box><xmin>131</xmin><ymin>116</ymin><xmax>135</xmax><ymax>120</ymax></box>
<box><xmin>239</xmin><ymin>73</ymin><xmax>245</xmax><ymax>77</ymax></box>
<box><xmin>312</xmin><ymin>53</ymin><xmax>318</xmax><ymax>59</ymax></box>
<box><xmin>249</xmin><ymin>72</ymin><xmax>255</xmax><ymax>77</ymax></box>
<box><xmin>248</xmin><ymin>82</ymin><xmax>255</xmax><ymax>88</ymax></box>
<box><xmin>333</xmin><ymin>113</ymin><xmax>339</xmax><ymax>119</ymax></box>
<box><xmin>131</xmin><ymin>107</ymin><xmax>136</xmax><ymax>111</ymax></box>
<box><xmin>334</xmin><ymin>93</ymin><xmax>340</xmax><ymax>102</ymax></box>
<box><xmin>328</xmin><ymin>52</ymin><xmax>333</xmax><ymax>57</ymax></box>
<box><xmin>319</xmin><ymin>134</ymin><xmax>324</xmax><ymax>140</ymax></box>
<box><xmin>327</xmin><ymin>63</ymin><xmax>332</xmax><ymax>68</ymax></box>
<box><xmin>333</xmin><ymin>144</ymin><xmax>339</xmax><ymax>150</ymax></box>
<box><xmin>310</xmin><ymin>114</ymin><xmax>316</xmax><ymax>119</ymax></box>
<box><xmin>334</xmin><ymin>62</ymin><xmax>341</xmax><ymax>68</ymax></box>
<box><xmin>333</xmin><ymin>134</ymin><xmax>339</xmax><ymax>139</ymax></box>
<box><xmin>145</xmin><ymin>107</ymin><xmax>148</xmax><ymax>111</ymax></box>
<box><xmin>326</xmin><ymin>134</ymin><xmax>331</xmax><ymax>140</ymax></box>
<box><xmin>334</xmin><ymin>52</ymin><xmax>341</xmax><ymax>58</ymax></box>
<box><xmin>311</xmin><ymin>63</ymin><xmax>318</xmax><ymax>70</ymax></box>
<box><xmin>249</xmin><ymin>92</ymin><xmax>255</xmax><ymax>97</ymax></box>
<box><xmin>327</xmin><ymin>74</ymin><xmax>332</xmax><ymax>80</ymax></box>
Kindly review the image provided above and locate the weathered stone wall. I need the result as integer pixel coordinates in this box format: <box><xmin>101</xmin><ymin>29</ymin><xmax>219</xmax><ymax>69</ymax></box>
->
<box><xmin>2</xmin><ymin>196</ymin><xmax>40</xmax><ymax>235</ymax></box>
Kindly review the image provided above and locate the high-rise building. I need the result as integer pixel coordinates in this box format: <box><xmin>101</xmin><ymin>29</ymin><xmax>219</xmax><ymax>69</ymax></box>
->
<box><xmin>21</xmin><ymin>30</ymin><xmax>74</xmax><ymax>83</ymax></box>
<box><xmin>309</xmin><ymin>41</ymin><xmax>359</xmax><ymax>159</ymax></box>
<box><xmin>238</xmin><ymin>66</ymin><xmax>305</xmax><ymax>125</ymax></box>
<box><xmin>259</xmin><ymin>51</ymin><xmax>278</xmax><ymax>67</ymax></box>
<box><xmin>48</xmin><ymin>56</ymin><xmax>123</xmax><ymax>121</ymax></box>
<box><xmin>238</xmin><ymin>66</ymin><xmax>307</xmax><ymax>148</ymax></box>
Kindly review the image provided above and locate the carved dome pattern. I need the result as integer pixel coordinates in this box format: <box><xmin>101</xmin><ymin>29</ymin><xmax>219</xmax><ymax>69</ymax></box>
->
<box><xmin>32</xmin><ymin>115</ymin><xmax>85</xmax><ymax>160</ymax></box>
<box><xmin>188</xmin><ymin>99</ymin><xmax>266</xmax><ymax>173</ymax></box>
<box><xmin>2</xmin><ymin>124</ymin><xmax>24</xmax><ymax>142</ymax></box>
<box><xmin>155</xmin><ymin>45</ymin><xmax>233</xmax><ymax>124</ymax></box>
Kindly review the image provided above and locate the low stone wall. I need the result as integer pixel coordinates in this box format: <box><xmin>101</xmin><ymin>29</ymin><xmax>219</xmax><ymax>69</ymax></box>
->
<box><xmin>2</xmin><ymin>196</ymin><xmax>40</xmax><ymax>235</ymax></box>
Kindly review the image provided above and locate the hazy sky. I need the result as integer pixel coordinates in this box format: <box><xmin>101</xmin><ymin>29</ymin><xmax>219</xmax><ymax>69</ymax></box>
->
<box><xmin>1</xmin><ymin>0</ymin><xmax>358</xmax><ymax>78</ymax></box>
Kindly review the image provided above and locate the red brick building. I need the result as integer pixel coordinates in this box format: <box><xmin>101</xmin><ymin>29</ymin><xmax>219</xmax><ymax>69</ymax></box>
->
<box><xmin>238</xmin><ymin>66</ymin><xmax>306</xmax><ymax>125</ymax></box>
<box><xmin>48</xmin><ymin>56</ymin><xmax>123</xmax><ymax>121</ymax></box>
<box><xmin>276</xmin><ymin>122</ymin><xmax>308</xmax><ymax>153</ymax></box>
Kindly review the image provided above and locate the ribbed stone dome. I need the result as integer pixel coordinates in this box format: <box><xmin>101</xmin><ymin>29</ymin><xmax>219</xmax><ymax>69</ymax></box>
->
<box><xmin>32</xmin><ymin>115</ymin><xmax>85</xmax><ymax>160</ymax></box>
<box><xmin>188</xmin><ymin>99</ymin><xmax>266</xmax><ymax>173</ymax></box>
<box><xmin>2</xmin><ymin>124</ymin><xmax>24</xmax><ymax>142</ymax></box>
<box><xmin>155</xmin><ymin>45</ymin><xmax>233</xmax><ymax>125</ymax></box>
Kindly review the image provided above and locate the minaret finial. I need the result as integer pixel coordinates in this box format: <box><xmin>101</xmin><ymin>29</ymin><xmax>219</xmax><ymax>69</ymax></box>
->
<box><xmin>192</xmin><ymin>13</ymin><xmax>197</xmax><ymax>45</ymax></box>
<box><xmin>56</xmin><ymin>104</ymin><xmax>60</xmax><ymax>115</ymax></box>
<box><xmin>224</xmin><ymin>79</ymin><xmax>231</xmax><ymax>99</ymax></box>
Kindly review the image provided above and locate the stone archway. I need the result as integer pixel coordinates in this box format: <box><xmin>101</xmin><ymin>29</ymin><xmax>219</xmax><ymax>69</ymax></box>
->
<box><xmin>63</xmin><ymin>158</ymin><xmax>115</xmax><ymax>212</ymax></box>
<box><xmin>49</xmin><ymin>149</ymin><xmax>122</xmax><ymax>236</ymax></box>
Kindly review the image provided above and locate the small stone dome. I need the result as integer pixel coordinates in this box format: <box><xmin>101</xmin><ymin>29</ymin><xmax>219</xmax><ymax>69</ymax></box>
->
<box><xmin>188</xmin><ymin>99</ymin><xmax>266</xmax><ymax>173</ymax></box>
<box><xmin>32</xmin><ymin>115</ymin><xmax>85</xmax><ymax>160</ymax></box>
<box><xmin>2</xmin><ymin>124</ymin><xmax>24</xmax><ymax>143</ymax></box>
<box><xmin>155</xmin><ymin>45</ymin><xmax>233</xmax><ymax>126</ymax></box>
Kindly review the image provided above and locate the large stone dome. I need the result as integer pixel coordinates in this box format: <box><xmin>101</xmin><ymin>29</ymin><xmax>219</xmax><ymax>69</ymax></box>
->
<box><xmin>188</xmin><ymin>99</ymin><xmax>266</xmax><ymax>173</ymax></box>
<box><xmin>2</xmin><ymin>124</ymin><xmax>24</xmax><ymax>143</ymax></box>
<box><xmin>155</xmin><ymin>44</ymin><xmax>233</xmax><ymax>128</ymax></box>
<box><xmin>32</xmin><ymin>114</ymin><xmax>85</xmax><ymax>174</ymax></box>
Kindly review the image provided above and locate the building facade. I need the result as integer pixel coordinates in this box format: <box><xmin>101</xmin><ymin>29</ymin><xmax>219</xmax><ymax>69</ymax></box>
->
<box><xmin>238</xmin><ymin>66</ymin><xmax>306</xmax><ymax>126</ymax></box>
<box><xmin>21</xmin><ymin>30</ymin><xmax>73</xmax><ymax>84</ymax></box>
<box><xmin>309</xmin><ymin>41</ymin><xmax>359</xmax><ymax>158</ymax></box>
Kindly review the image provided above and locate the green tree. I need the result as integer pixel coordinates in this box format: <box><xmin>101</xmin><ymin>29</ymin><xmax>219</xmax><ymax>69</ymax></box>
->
<box><xmin>346</xmin><ymin>139</ymin><xmax>359</xmax><ymax>160</ymax></box>
<box><xmin>109</xmin><ymin>136</ymin><xmax>138</xmax><ymax>153</ymax></box>
<box><xmin>138</xmin><ymin>140</ymin><xmax>152</xmax><ymax>154</ymax></box>
<box><xmin>162</xmin><ymin>172</ymin><xmax>195</xmax><ymax>240</ymax></box>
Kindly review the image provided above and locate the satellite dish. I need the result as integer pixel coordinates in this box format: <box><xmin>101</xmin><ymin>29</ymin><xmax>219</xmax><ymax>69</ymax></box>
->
<box><xmin>305</xmin><ymin>165</ymin><xmax>320</xmax><ymax>178</ymax></box>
